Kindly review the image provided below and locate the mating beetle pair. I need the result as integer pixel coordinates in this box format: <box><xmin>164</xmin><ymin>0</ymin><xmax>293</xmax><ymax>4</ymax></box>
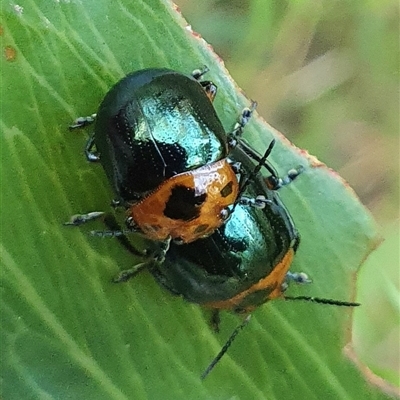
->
<box><xmin>68</xmin><ymin>67</ymin><xmax>359</xmax><ymax>378</ymax></box>
<box><xmin>70</xmin><ymin>67</ymin><xmax>299</xmax><ymax>246</ymax></box>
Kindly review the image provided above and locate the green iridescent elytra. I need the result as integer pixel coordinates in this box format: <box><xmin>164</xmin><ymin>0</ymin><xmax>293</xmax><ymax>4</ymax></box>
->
<box><xmin>94</xmin><ymin>69</ymin><xmax>228</xmax><ymax>202</ymax></box>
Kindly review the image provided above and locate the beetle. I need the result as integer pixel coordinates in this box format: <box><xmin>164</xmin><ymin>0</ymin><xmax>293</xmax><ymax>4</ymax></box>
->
<box><xmin>103</xmin><ymin>145</ymin><xmax>359</xmax><ymax>378</ymax></box>
<box><xmin>68</xmin><ymin>136</ymin><xmax>359</xmax><ymax>378</ymax></box>
<box><xmin>69</xmin><ymin>67</ymin><xmax>260</xmax><ymax>244</ymax></box>
<box><xmin>67</xmin><ymin>67</ymin><xmax>361</xmax><ymax>377</ymax></box>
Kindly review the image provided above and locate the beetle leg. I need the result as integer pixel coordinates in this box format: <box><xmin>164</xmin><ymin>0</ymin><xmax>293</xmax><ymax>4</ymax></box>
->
<box><xmin>191</xmin><ymin>66</ymin><xmax>218</xmax><ymax>102</ymax></box>
<box><xmin>125</xmin><ymin>216</ymin><xmax>155</xmax><ymax>238</ymax></box>
<box><xmin>191</xmin><ymin>65</ymin><xmax>209</xmax><ymax>80</ymax></box>
<box><xmin>64</xmin><ymin>212</ymin><xmax>147</xmax><ymax>258</ymax></box>
<box><xmin>112</xmin><ymin>262</ymin><xmax>149</xmax><ymax>283</ymax></box>
<box><xmin>228</xmin><ymin>161</ymin><xmax>242</xmax><ymax>174</ymax></box>
<box><xmin>285</xmin><ymin>271</ymin><xmax>312</xmax><ymax>285</ymax></box>
<box><xmin>90</xmin><ymin>228</ymin><xmax>132</xmax><ymax>237</ymax></box>
<box><xmin>238</xmin><ymin>195</ymin><xmax>273</xmax><ymax>209</ymax></box>
<box><xmin>87</xmin><ymin>226</ymin><xmax>147</xmax><ymax>259</ymax></box>
<box><xmin>100</xmin><ymin>214</ymin><xmax>148</xmax><ymax>258</ymax></box>
<box><xmin>111</xmin><ymin>198</ymin><xmax>130</xmax><ymax>209</ymax></box>
<box><xmin>210</xmin><ymin>309</ymin><xmax>221</xmax><ymax>333</ymax></box>
<box><xmin>281</xmin><ymin>271</ymin><xmax>312</xmax><ymax>292</ymax></box>
<box><xmin>147</xmin><ymin>237</ymin><xmax>171</xmax><ymax>263</ymax></box>
<box><xmin>111</xmin><ymin>237</ymin><xmax>171</xmax><ymax>284</ymax></box>
<box><xmin>228</xmin><ymin>101</ymin><xmax>257</xmax><ymax>148</ymax></box>
<box><xmin>64</xmin><ymin>211</ymin><xmax>105</xmax><ymax>226</ymax></box>
<box><xmin>200</xmin><ymin>81</ymin><xmax>217</xmax><ymax>102</ymax></box>
<box><xmin>69</xmin><ymin>115</ymin><xmax>99</xmax><ymax>161</ymax></box>
<box><xmin>69</xmin><ymin>113</ymin><xmax>97</xmax><ymax>129</ymax></box>
<box><xmin>264</xmin><ymin>165</ymin><xmax>304</xmax><ymax>190</ymax></box>
<box><xmin>84</xmin><ymin>135</ymin><xmax>100</xmax><ymax>162</ymax></box>
<box><xmin>112</xmin><ymin>238</ymin><xmax>171</xmax><ymax>283</ymax></box>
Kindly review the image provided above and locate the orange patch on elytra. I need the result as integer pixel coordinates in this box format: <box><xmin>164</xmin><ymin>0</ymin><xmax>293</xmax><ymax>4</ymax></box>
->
<box><xmin>204</xmin><ymin>249</ymin><xmax>295</xmax><ymax>311</ymax></box>
<box><xmin>130</xmin><ymin>159</ymin><xmax>239</xmax><ymax>243</ymax></box>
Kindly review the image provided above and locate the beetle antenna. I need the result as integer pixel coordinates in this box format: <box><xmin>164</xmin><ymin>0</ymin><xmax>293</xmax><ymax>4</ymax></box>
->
<box><xmin>238</xmin><ymin>140</ymin><xmax>275</xmax><ymax>195</ymax></box>
<box><xmin>238</xmin><ymin>139</ymin><xmax>279</xmax><ymax>179</ymax></box>
<box><xmin>284</xmin><ymin>295</ymin><xmax>360</xmax><ymax>307</ymax></box>
<box><xmin>201</xmin><ymin>295</ymin><xmax>358</xmax><ymax>379</ymax></box>
<box><xmin>103</xmin><ymin>214</ymin><xmax>147</xmax><ymax>258</ymax></box>
<box><xmin>231</xmin><ymin>140</ymin><xmax>276</xmax><ymax>215</ymax></box>
<box><xmin>201</xmin><ymin>314</ymin><xmax>252</xmax><ymax>380</ymax></box>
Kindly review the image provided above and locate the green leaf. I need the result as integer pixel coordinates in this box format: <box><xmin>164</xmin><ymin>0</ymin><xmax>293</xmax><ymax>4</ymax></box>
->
<box><xmin>0</xmin><ymin>1</ymin><xmax>391</xmax><ymax>399</ymax></box>
<box><xmin>352</xmin><ymin>224</ymin><xmax>400</xmax><ymax>396</ymax></box>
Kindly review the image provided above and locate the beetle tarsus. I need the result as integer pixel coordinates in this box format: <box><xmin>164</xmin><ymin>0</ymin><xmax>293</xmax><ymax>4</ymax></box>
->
<box><xmin>229</xmin><ymin>101</ymin><xmax>257</xmax><ymax>146</ymax></box>
<box><xmin>113</xmin><ymin>262</ymin><xmax>148</xmax><ymax>283</ymax></box>
<box><xmin>210</xmin><ymin>309</ymin><xmax>221</xmax><ymax>333</ymax></box>
<box><xmin>85</xmin><ymin>135</ymin><xmax>100</xmax><ymax>162</ymax></box>
<box><xmin>64</xmin><ymin>211</ymin><xmax>104</xmax><ymax>226</ymax></box>
<box><xmin>69</xmin><ymin>114</ymin><xmax>96</xmax><ymax>130</ymax></box>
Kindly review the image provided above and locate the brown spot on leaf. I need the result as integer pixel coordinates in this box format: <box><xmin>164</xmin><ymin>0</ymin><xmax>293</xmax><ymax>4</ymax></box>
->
<box><xmin>5</xmin><ymin>46</ymin><xmax>17</xmax><ymax>61</ymax></box>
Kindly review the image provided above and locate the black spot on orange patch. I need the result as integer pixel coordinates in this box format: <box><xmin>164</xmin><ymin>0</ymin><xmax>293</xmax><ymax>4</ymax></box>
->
<box><xmin>193</xmin><ymin>224</ymin><xmax>209</xmax><ymax>234</ymax></box>
<box><xmin>220</xmin><ymin>181</ymin><xmax>233</xmax><ymax>198</ymax></box>
<box><xmin>164</xmin><ymin>185</ymin><xmax>207</xmax><ymax>221</ymax></box>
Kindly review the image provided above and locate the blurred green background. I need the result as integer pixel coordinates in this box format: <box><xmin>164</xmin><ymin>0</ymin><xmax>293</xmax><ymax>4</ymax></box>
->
<box><xmin>175</xmin><ymin>0</ymin><xmax>399</xmax><ymax>392</ymax></box>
